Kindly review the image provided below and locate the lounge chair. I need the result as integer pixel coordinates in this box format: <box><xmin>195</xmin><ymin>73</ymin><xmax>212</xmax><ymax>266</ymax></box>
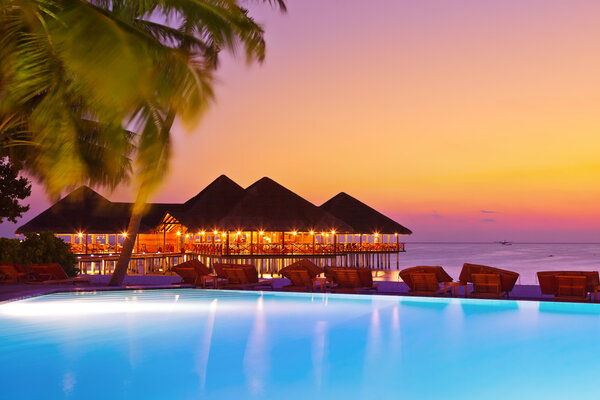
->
<box><xmin>173</xmin><ymin>259</ymin><xmax>214</xmax><ymax>287</ymax></box>
<box><xmin>219</xmin><ymin>264</ymin><xmax>273</xmax><ymax>290</ymax></box>
<box><xmin>0</xmin><ymin>263</ymin><xmax>27</xmax><ymax>283</ymax></box>
<box><xmin>327</xmin><ymin>267</ymin><xmax>378</xmax><ymax>294</ymax></box>
<box><xmin>280</xmin><ymin>259</ymin><xmax>325</xmax><ymax>291</ymax></box>
<box><xmin>537</xmin><ymin>271</ymin><xmax>598</xmax><ymax>302</ymax></box>
<box><xmin>459</xmin><ymin>263</ymin><xmax>519</xmax><ymax>298</ymax></box>
<box><xmin>282</xmin><ymin>269</ymin><xmax>314</xmax><ymax>292</ymax></box>
<box><xmin>280</xmin><ymin>259</ymin><xmax>324</xmax><ymax>278</ymax></box>
<box><xmin>27</xmin><ymin>263</ymin><xmax>92</xmax><ymax>285</ymax></box>
<box><xmin>213</xmin><ymin>262</ymin><xmax>235</xmax><ymax>280</ymax></box>
<box><xmin>399</xmin><ymin>266</ymin><xmax>454</xmax><ymax>296</ymax></box>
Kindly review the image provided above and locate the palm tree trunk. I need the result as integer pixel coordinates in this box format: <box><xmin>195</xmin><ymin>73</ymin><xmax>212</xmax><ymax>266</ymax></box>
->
<box><xmin>108</xmin><ymin>109</ymin><xmax>176</xmax><ymax>286</ymax></box>
<box><xmin>108</xmin><ymin>190</ymin><xmax>146</xmax><ymax>286</ymax></box>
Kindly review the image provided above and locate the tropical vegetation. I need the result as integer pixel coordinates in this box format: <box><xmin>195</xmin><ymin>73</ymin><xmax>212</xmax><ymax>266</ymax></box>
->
<box><xmin>0</xmin><ymin>232</ymin><xmax>78</xmax><ymax>277</ymax></box>
<box><xmin>0</xmin><ymin>0</ymin><xmax>286</xmax><ymax>285</ymax></box>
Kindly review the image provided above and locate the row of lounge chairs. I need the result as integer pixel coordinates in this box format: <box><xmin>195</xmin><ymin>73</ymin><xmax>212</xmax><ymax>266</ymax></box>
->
<box><xmin>172</xmin><ymin>259</ymin><xmax>377</xmax><ymax>293</ymax></box>
<box><xmin>400</xmin><ymin>264</ymin><xmax>520</xmax><ymax>298</ymax></box>
<box><xmin>4</xmin><ymin>259</ymin><xmax>596</xmax><ymax>302</ymax></box>
<box><xmin>173</xmin><ymin>259</ymin><xmax>600</xmax><ymax>302</ymax></box>
<box><xmin>400</xmin><ymin>264</ymin><xmax>600</xmax><ymax>301</ymax></box>
<box><xmin>0</xmin><ymin>263</ymin><xmax>91</xmax><ymax>285</ymax></box>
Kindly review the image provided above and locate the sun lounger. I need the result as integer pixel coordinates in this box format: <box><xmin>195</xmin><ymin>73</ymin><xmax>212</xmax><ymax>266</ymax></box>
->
<box><xmin>279</xmin><ymin>259</ymin><xmax>324</xmax><ymax>291</ymax></box>
<box><xmin>399</xmin><ymin>266</ymin><xmax>454</xmax><ymax>296</ymax></box>
<box><xmin>470</xmin><ymin>273</ymin><xmax>504</xmax><ymax>298</ymax></box>
<box><xmin>27</xmin><ymin>263</ymin><xmax>92</xmax><ymax>285</ymax></box>
<box><xmin>282</xmin><ymin>269</ymin><xmax>314</xmax><ymax>292</ymax></box>
<box><xmin>459</xmin><ymin>263</ymin><xmax>519</xmax><ymax>298</ymax></box>
<box><xmin>0</xmin><ymin>263</ymin><xmax>28</xmax><ymax>283</ymax></box>
<box><xmin>219</xmin><ymin>264</ymin><xmax>273</xmax><ymax>290</ymax></box>
<box><xmin>280</xmin><ymin>259</ymin><xmax>324</xmax><ymax>278</ymax></box>
<box><xmin>537</xmin><ymin>271</ymin><xmax>598</xmax><ymax>302</ymax></box>
<box><xmin>556</xmin><ymin>275</ymin><xmax>588</xmax><ymax>302</ymax></box>
<box><xmin>327</xmin><ymin>267</ymin><xmax>377</xmax><ymax>293</ymax></box>
<box><xmin>173</xmin><ymin>259</ymin><xmax>214</xmax><ymax>287</ymax></box>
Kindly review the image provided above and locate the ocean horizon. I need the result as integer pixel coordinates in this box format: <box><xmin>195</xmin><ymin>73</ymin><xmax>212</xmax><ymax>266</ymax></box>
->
<box><xmin>390</xmin><ymin>242</ymin><xmax>600</xmax><ymax>285</ymax></box>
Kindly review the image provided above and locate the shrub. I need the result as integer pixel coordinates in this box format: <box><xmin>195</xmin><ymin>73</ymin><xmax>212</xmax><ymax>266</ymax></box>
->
<box><xmin>0</xmin><ymin>232</ymin><xmax>79</xmax><ymax>277</ymax></box>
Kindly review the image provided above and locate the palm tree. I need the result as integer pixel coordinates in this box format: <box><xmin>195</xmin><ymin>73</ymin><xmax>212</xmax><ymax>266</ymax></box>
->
<box><xmin>1</xmin><ymin>0</ymin><xmax>286</xmax><ymax>285</ymax></box>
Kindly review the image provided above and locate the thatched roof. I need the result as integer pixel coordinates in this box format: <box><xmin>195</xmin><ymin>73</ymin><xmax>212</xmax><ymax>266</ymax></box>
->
<box><xmin>17</xmin><ymin>186</ymin><xmax>128</xmax><ymax>234</ymax></box>
<box><xmin>17</xmin><ymin>177</ymin><xmax>412</xmax><ymax>236</ymax></box>
<box><xmin>217</xmin><ymin>177</ymin><xmax>353</xmax><ymax>232</ymax></box>
<box><xmin>169</xmin><ymin>175</ymin><xmax>246</xmax><ymax>231</ymax></box>
<box><xmin>320</xmin><ymin>192</ymin><xmax>412</xmax><ymax>234</ymax></box>
<box><xmin>16</xmin><ymin>186</ymin><xmax>181</xmax><ymax>234</ymax></box>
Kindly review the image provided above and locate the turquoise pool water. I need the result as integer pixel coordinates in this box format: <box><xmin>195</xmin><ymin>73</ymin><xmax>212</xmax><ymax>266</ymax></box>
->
<box><xmin>1</xmin><ymin>289</ymin><xmax>599</xmax><ymax>400</ymax></box>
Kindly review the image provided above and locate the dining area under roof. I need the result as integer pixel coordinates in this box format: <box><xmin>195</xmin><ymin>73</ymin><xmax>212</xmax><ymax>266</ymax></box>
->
<box><xmin>16</xmin><ymin>175</ymin><xmax>412</xmax><ymax>273</ymax></box>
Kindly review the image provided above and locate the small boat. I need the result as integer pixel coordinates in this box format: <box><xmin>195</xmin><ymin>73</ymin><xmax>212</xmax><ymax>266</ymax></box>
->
<box><xmin>499</xmin><ymin>240</ymin><xmax>512</xmax><ymax>246</ymax></box>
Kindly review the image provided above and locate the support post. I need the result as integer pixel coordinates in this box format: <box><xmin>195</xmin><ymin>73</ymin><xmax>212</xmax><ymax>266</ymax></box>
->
<box><xmin>226</xmin><ymin>231</ymin><xmax>230</xmax><ymax>256</ymax></box>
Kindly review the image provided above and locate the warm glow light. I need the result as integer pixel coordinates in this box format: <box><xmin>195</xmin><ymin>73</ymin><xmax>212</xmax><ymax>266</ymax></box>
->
<box><xmin>237</xmin><ymin>231</ymin><xmax>242</xmax><ymax>235</ymax></box>
<box><xmin>395</xmin><ymin>233</ymin><xmax>398</xmax><ymax>236</ymax></box>
<box><xmin>259</xmin><ymin>231</ymin><xmax>264</xmax><ymax>235</ymax></box>
<box><xmin>221</xmin><ymin>232</ymin><xmax>226</xmax><ymax>237</ymax></box>
<box><xmin>374</xmin><ymin>232</ymin><xmax>379</xmax><ymax>237</ymax></box>
<box><xmin>331</xmin><ymin>230</ymin><xmax>335</xmax><ymax>235</ymax></box>
<box><xmin>310</xmin><ymin>231</ymin><xmax>314</xmax><ymax>235</ymax></box>
<box><xmin>213</xmin><ymin>230</ymin><xmax>218</xmax><ymax>235</ymax></box>
<box><xmin>176</xmin><ymin>231</ymin><xmax>181</xmax><ymax>236</ymax></box>
<box><xmin>122</xmin><ymin>232</ymin><xmax>127</xmax><ymax>237</ymax></box>
<box><xmin>292</xmin><ymin>231</ymin><xmax>297</xmax><ymax>235</ymax></box>
<box><xmin>78</xmin><ymin>232</ymin><xmax>83</xmax><ymax>237</ymax></box>
<box><xmin>185</xmin><ymin>234</ymin><xmax>189</xmax><ymax>238</ymax></box>
<box><xmin>200</xmin><ymin>231</ymin><xmax>205</xmax><ymax>235</ymax></box>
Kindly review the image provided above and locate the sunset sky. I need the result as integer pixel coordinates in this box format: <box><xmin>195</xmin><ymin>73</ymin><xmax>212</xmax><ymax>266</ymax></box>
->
<box><xmin>3</xmin><ymin>0</ymin><xmax>600</xmax><ymax>242</ymax></box>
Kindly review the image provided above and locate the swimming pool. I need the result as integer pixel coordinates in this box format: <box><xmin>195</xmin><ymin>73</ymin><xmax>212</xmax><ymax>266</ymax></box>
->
<box><xmin>1</xmin><ymin>289</ymin><xmax>599</xmax><ymax>399</ymax></box>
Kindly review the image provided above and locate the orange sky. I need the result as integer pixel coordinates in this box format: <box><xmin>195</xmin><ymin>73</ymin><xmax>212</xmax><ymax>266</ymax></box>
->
<box><xmin>5</xmin><ymin>0</ymin><xmax>600</xmax><ymax>241</ymax></box>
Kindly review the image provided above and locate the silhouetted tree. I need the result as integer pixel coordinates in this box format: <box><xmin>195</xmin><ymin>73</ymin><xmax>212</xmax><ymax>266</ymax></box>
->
<box><xmin>0</xmin><ymin>157</ymin><xmax>31</xmax><ymax>223</ymax></box>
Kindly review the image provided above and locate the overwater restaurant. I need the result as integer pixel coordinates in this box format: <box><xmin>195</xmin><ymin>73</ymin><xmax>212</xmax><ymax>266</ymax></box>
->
<box><xmin>16</xmin><ymin>176</ymin><xmax>412</xmax><ymax>273</ymax></box>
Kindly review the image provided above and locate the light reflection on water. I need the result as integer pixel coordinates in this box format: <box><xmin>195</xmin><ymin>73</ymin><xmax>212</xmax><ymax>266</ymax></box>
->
<box><xmin>1</xmin><ymin>289</ymin><xmax>600</xmax><ymax>400</ymax></box>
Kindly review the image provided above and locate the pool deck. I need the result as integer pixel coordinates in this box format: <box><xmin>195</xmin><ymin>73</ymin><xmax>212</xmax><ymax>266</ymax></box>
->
<box><xmin>0</xmin><ymin>273</ymin><xmax>572</xmax><ymax>303</ymax></box>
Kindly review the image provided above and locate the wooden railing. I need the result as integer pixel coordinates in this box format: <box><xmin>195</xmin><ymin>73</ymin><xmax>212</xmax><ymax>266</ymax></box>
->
<box><xmin>186</xmin><ymin>242</ymin><xmax>405</xmax><ymax>256</ymax></box>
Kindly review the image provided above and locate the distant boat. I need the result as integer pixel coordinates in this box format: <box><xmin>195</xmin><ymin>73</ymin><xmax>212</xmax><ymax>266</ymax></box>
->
<box><xmin>499</xmin><ymin>240</ymin><xmax>512</xmax><ymax>246</ymax></box>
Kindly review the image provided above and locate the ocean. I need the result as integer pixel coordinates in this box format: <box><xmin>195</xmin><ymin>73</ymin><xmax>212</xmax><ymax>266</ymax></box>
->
<box><xmin>390</xmin><ymin>242</ymin><xmax>600</xmax><ymax>285</ymax></box>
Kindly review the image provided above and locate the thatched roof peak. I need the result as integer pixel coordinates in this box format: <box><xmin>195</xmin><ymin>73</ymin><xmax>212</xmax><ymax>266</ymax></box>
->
<box><xmin>183</xmin><ymin>174</ymin><xmax>243</xmax><ymax>208</ymax></box>
<box><xmin>16</xmin><ymin>186</ymin><xmax>129</xmax><ymax>234</ymax></box>
<box><xmin>218</xmin><ymin>177</ymin><xmax>353</xmax><ymax>232</ymax></box>
<box><xmin>173</xmin><ymin>175</ymin><xmax>246</xmax><ymax>230</ymax></box>
<box><xmin>320</xmin><ymin>192</ymin><xmax>412</xmax><ymax>234</ymax></box>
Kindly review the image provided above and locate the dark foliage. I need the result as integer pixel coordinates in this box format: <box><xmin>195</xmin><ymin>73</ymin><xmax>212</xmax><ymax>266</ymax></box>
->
<box><xmin>0</xmin><ymin>232</ymin><xmax>78</xmax><ymax>277</ymax></box>
<box><xmin>0</xmin><ymin>158</ymin><xmax>31</xmax><ymax>223</ymax></box>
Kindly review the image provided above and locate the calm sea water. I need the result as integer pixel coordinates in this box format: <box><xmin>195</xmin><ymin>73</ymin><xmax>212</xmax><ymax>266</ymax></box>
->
<box><xmin>2</xmin><ymin>289</ymin><xmax>600</xmax><ymax>400</ymax></box>
<box><xmin>390</xmin><ymin>242</ymin><xmax>600</xmax><ymax>285</ymax></box>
